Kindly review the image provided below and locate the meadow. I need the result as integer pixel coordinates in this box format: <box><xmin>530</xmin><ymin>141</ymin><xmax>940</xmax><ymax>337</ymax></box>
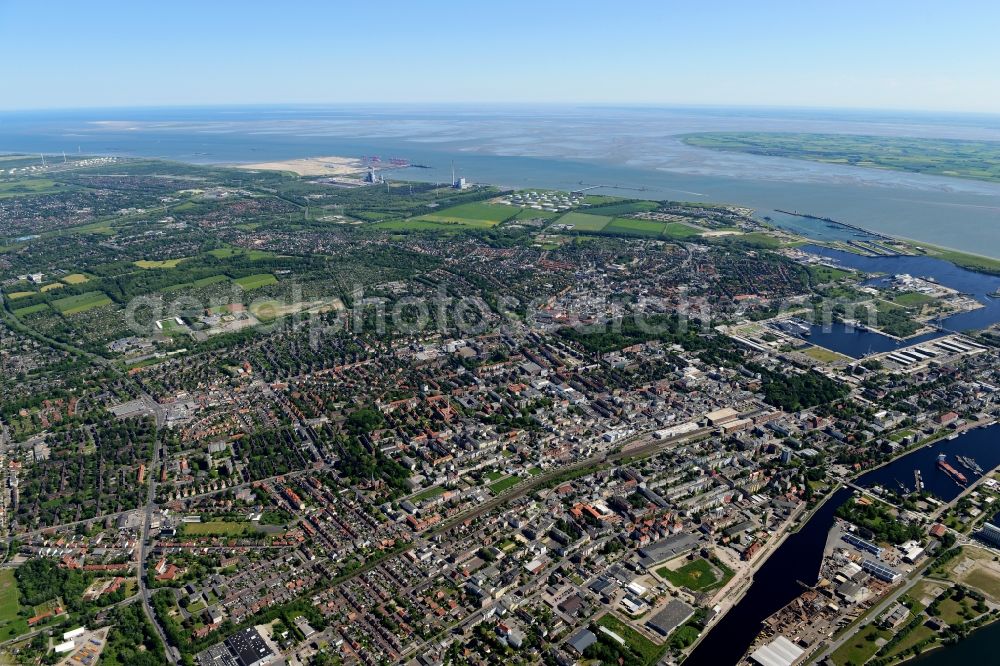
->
<box><xmin>0</xmin><ymin>179</ymin><xmax>65</xmax><ymax>198</ymax></box>
<box><xmin>410</xmin><ymin>202</ymin><xmax>514</xmax><ymax>228</ymax></box>
<box><xmin>234</xmin><ymin>273</ymin><xmax>278</xmax><ymax>290</ymax></box>
<box><xmin>51</xmin><ymin>291</ymin><xmax>113</xmax><ymax>314</ymax></box>
<box><xmin>135</xmin><ymin>258</ymin><xmax>188</xmax><ymax>269</ymax></box>
<box><xmin>604</xmin><ymin>217</ymin><xmax>667</xmax><ymax>237</ymax></box>
<box><xmin>555</xmin><ymin>211</ymin><xmax>612</xmax><ymax>232</ymax></box>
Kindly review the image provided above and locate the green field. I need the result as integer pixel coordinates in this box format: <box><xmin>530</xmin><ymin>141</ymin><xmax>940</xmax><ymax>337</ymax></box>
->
<box><xmin>594</xmin><ymin>613</ymin><xmax>670</xmax><ymax>666</ymax></box>
<box><xmin>411</xmin><ymin>486</ymin><xmax>445</xmax><ymax>502</ymax></box>
<box><xmin>410</xmin><ymin>202</ymin><xmax>513</xmax><ymax>228</ymax></box>
<box><xmin>13</xmin><ymin>303</ymin><xmax>49</xmax><ymax>316</ymax></box>
<box><xmin>555</xmin><ymin>211</ymin><xmax>612</xmax><ymax>232</ymax></box>
<box><xmin>6</xmin><ymin>291</ymin><xmax>34</xmax><ymax>300</ymax></box>
<box><xmin>684</xmin><ymin>132</ymin><xmax>1000</xmax><ymax>184</ymax></box>
<box><xmin>234</xmin><ymin>273</ymin><xmax>278</xmax><ymax>290</ymax></box>
<box><xmin>808</xmin><ymin>266</ymin><xmax>853</xmax><ymax>284</ymax></box>
<box><xmin>61</xmin><ymin>273</ymin><xmax>91</xmax><ymax>285</ymax></box>
<box><xmin>892</xmin><ymin>291</ymin><xmax>937</xmax><ymax>307</ymax></box>
<box><xmin>207</xmin><ymin>247</ymin><xmax>278</xmax><ymax>260</ymax></box>
<box><xmin>488</xmin><ymin>475</ymin><xmax>520</xmax><ymax>494</ymax></box>
<box><xmin>656</xmin><ymin>557</ymin><xmax>733</xmax><ymax>592</ymax></box>
<box><xmin>583</xmin><ymin>201</ymin><xmax>660</xmax><ymax>217</ymax></box>
<box><xmin>181</xmin><ymin>521</ymin><xmax>252</xmax><ymax>536</ymax></box>
<box><xmin>52</xmin><ymin>291</ymin><xmax>113</xmax><ymax>314</ymax></box>
<box><xmin>135</xmin><ymin>258</ymin><xmax>187</xmax><ymax>269</ymax></box>
<box><xmin>510</xmin><ymin>207</ymin><xmax>563</xmax><ymax>221</ymax></box>
<box><xmin>0</xmin><ymin>179</ymin><xmax>63</xmax><ymax>198</ymax></box>
<box><xmin>830</xmin><ymin>625</ymin><xmax>892</xmax><ymax>666</ymax></box>
<box><xmin>193</xmin><ymin>274</ymin><xmax>231</xmax><ymax>288</ymax></box>
<box><xmin>661</xmin><ymin>222</ymin><xmax>704</xmax><ymax>239</ymax></box>
<box><xmin>40</xmin><ymin>283</ymin><xmax>64</xmax><ymax>293</ymax></box>
<box><xmin>0</xmin><ymin>569</ymin><xmax>26</xmax><ymax>641</ymax></box>
<box><xmin>0</xmin><ymin>570</ymin><xmax>21</xmax><ymax>625</ymax></box>
<box><xmin>803</xmin><ymin>346</ymin><xmax>851</xmax><ymax>363</ymax></box>
<box><xmin>604</xmin><ymin>217</ymin><xmax>667</xmax><ymax>237</ymax></box>
<box><xmin>372</xmin><ymin>219</ymin><xmax>471</xmax><ymax>232</ymax></box>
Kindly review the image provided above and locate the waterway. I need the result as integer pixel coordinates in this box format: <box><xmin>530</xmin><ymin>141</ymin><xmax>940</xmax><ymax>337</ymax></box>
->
<box><xmin>761</xmin><ymin>229</ymin><xmax>1000</xmax><ymax>358</ymax></box>
<box><xmin>684</xmin><ymin>422</ymin><xmax>1000</xmax><ymax>666</ymax></box>
<box><xmin>799</xmin><ymin>244</ymin><xmax>1000</xmax><ymax>333</ymax></box>
<box><xmin>803</xmin><ymin>322</ymin><xmax>944</xmax><ymax>360</ymax></box>
<box><xmin>5</xmin><ymin>106</ymin><xmax>1000</xmax><ymax>257</ymax></box>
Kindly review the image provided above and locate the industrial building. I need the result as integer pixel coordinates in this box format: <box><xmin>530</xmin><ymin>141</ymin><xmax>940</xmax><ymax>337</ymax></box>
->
<box><xmin>749</xmin><ymin>634</ymin><xmax>805</xmax><ymax>666</ymax></box>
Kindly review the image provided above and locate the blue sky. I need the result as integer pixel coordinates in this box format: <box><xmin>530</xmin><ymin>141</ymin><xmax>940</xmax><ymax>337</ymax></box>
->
<box><xmin>1</xmin><ymin>0</ymin><xmax>997</xmax><ymax>112</ymax></box>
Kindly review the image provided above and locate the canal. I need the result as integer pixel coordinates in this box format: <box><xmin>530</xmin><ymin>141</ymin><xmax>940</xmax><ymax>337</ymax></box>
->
<box><xmin>684</xmin><ymin>422</ymin><xmax>1000</xmax><ymax>666</ymax></box>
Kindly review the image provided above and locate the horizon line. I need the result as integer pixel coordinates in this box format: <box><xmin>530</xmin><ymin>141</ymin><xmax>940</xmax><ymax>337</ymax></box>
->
<box><xmin>3</xmin><ymin>101</ymin><xmax>1000</xmax><ymax>118</ymax></box>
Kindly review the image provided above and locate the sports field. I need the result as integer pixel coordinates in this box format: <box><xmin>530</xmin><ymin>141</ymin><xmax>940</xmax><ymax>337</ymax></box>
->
<box><xmin>61</xmin><ymin>273</ymin><xmax>91</xmax><ymax>285</ymax></box>
<box><xmin>657</xmin><ymin>557</ymin><xmax>733</xmax><ymax>591</ymax></box>
<box><xmin>52</xmin><ymin>291</ymin><xmax>113</xmax><ymax>314</ymax></box>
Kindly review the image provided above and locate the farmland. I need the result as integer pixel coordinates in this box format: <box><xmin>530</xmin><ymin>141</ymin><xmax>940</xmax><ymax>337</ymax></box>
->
<box><xmin>51</xmin><ymin>291</ymin><xmax>113</xmax><ymax>314</ymax></box>
<box><xmin>61</xmin><ymin>273</ymin><xmax>90</xmax><ymax>285</ymax></box>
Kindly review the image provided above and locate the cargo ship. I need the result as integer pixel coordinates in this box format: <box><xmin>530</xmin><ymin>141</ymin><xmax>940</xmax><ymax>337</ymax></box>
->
<box><xmin>937</xmin><ymin>454</ymin><xmax>968</xmax><ymax>486</ymax></box>
<box><xmin>955</xmin><ymin>455</ymin><xmax>983</xmax><ymax>476</ymax></box>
